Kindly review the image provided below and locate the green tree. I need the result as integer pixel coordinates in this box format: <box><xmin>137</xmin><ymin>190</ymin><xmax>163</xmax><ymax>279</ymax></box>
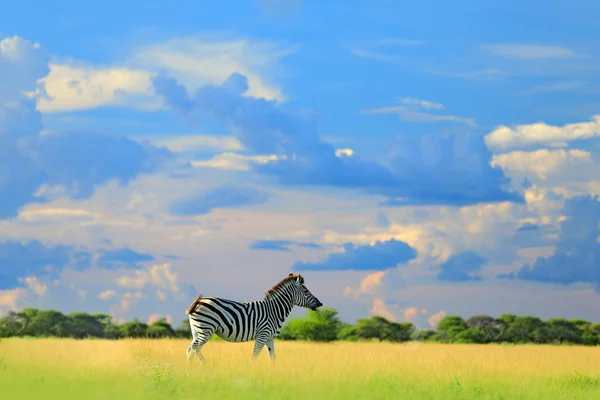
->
<box><xmin>546</xmin><ymin>318</ymin><xmax>582</xmax><ymax>345</ymax></box>
<box><xmin>0</xmin><ymin>311</ymin><xmax>28</xmax><ymax>337</ymax></box>
<box><xmin>279</xmin><ymin>307</ymin><xmax>343</xmax><ymax>342</ymax></box>
<box><xmin>147</xmin><ymin>318</ymin><xmax>176</xmax><ymax>338</ymax></box>
<box><xmin>502</xmin><ymin>316</ymin><xmax>546</xmax><ymax>343</ymax></box>
<box><xmin>175</xmin><ymin>318</ymin><xmax>192</xmax><ymax>338</ymax></box>
<box><xmin>19</xmin><ymin>309</ymin><xmax>71</xmax><ymax>337</ymax></box>
<box><xmin>68</xmin><ymin>312</ymin><xmax>107</xmax><ymax>339</ymax></box>
<box><xmin>466</xmin><ymin>315</ymin><xmax>506</xmax><ymax>343</ymax></box>
<box><xmin>435</xmin><ymin>315</ymin><xmax>468</xmax><ymax>342</ymax></box>
<box><xmin>354</xmin><ymin>316</ymin><xmax>415</xmax><ymax>342</ymax></box>
<box><xmin>119</xmin><ymin>319</ymin><xmax>148</xmax><ymax>338</ymax></box>
<box><xmin>412</xmin><ymin>329</ymin><xmax>436</xmax><ymax>341</ymax></box>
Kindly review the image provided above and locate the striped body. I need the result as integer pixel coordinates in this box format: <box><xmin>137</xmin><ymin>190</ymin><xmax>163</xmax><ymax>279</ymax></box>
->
<box><xmin>185</xmin><ymin>273</ymin><xmax>322</xmax><ymax>363</ymax></box>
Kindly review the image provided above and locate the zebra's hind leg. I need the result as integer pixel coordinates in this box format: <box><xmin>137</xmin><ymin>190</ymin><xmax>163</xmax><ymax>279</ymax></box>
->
<box><xmin>187</xmin><ymin>329</ymin><xmax>214</xmax><ymax>365</ymax></box>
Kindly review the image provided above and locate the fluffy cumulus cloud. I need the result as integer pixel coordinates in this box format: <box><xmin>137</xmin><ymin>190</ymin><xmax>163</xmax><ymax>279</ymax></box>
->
<box><xmin>38</xmin><ymin>35</ymin><xmax>294</xmax><ymax>113</ymax></box>
<box><xmin>169</xmin><ymin>184</ymin><xmax>270</xmax><ymax>216</ymax></box>
<box><xmin>293</xmin><ymin>239</ymin><xmax>417</xmax><ymax>271</ymax></box>
<box><xmin>500</xmin><ymin>195</ymin><xmax>600</xmax><ymax>290</ymax></box>
<box><xmin>0</xmin><ymin>36</ymin><xmax>176</xmax><ymax>219</ymax></box>
<box><xmin>485</xmin><ymin>115</ymin><xmax>600</xmax><ymax>152</ymax></box>
<box><xmin>153</xmin><ymin>72</ymin><xmax>521</xmax><ymax>206</ymax></box>
<box><xmin>382</xmin><ymin>132</ymin><xmax>523</xmax><ymax>206</ymax></box>
<box><xmin>491</xmin><ymin>149</ymin><xmax>592</xmax><ymax>180</ymax></box>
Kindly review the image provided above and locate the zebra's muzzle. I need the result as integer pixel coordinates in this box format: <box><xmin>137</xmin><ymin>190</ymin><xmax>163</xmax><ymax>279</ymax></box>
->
<box><xmin>311</xmin><ymin>300</ymin><xmax>323</xmax><ymax>311</ymax></box>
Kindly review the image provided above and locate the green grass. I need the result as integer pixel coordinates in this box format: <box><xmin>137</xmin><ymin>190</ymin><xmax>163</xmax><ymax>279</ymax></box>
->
<box><xmin>1</xmin><ymin>338</ymin><xmax>600</xmax><ymax>399</ymax></box>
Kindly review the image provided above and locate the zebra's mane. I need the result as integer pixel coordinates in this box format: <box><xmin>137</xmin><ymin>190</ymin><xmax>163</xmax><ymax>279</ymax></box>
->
<box><xmin>264</xmin><ymin>273</ymin><xmax>303</xmax><ymax>300</ymax></box>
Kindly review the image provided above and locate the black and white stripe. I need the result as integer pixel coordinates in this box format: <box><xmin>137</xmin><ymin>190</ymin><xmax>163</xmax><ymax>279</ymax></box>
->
<box><xmin>185</xmin><ymin>273</ymin><xmax>322</xmax><ymax>363</ymax></box>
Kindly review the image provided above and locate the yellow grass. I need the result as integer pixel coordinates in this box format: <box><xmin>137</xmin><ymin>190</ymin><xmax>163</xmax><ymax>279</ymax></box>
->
<box><xmin>1</xmin><ymin>338</ymin><xmax>600</xmax><ymax>399</ymax></box>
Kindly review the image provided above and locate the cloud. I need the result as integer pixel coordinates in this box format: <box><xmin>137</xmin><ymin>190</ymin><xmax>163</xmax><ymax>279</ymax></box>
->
<box><xmin>0</xmin><ymin>239</ymin><xmax>157</xmax><ymax>290</ymax></box>
<box><xmin>400</xmin><ymin>97</ymin><xmax>444</xmax><ymax>110</ymax></box>
<box><xmin>0</xmin><ymin>36</ymin><xmax>176</xmax><ymax>219</ymax></box>
<box><xmin>249</xmin><ymin>239</ymin><xmax>323</xmax><ymax>252</ymax></box>
<box><xmin>516</xmin><ymin>222</ymin><xmax>540</xmax><ymax>233</ymax></box>
<box><xmin>436</xmin><ymin>252</ymin><xmax>487</xmax><ymax>282</ymax></box>
<box><xmin>500</xmin><ymin>195</ymin><xmax>600</xmax><ymax>289</ymax></box>
<box><xmin>143</xmin><ymin>135</ymin><xmax>243</xmax><ymax>153</ymax></box>
<box><xmin>96</xmin><ymin>248</ymin><xmax>154</xmax><ymax>270</ymax></box>
<box><xmin>0</xmin><ymin>36</ymin><xmax>50</xmax><ymax>103</ymax></box>
<box><xmin>190</xmin><ymin>152</ymin><xmax>280</xmax><ymax>171</ymax></box>
<box><xmin>38</xmin><ymin>64</ymin><xmax>157</xmax><ymax>112</ymax></box>
<box><xmin>491</xmin><ymin>149</ymin><xmax>592</xmax><ymax>180</ymax></box>
<box><xmin>169</xmin><ymin>184</ymin><xmax>270</xmax><ymax>216</ymax></box>
<box><xmin>37</xmin><ymin>35</ymin><xmax>294</xmax><ymax>113</ymax></box>
<box><xmin>154</xmin><ymin>72</ymin><xmax>520</xmax><ymax>206</ymax></box>
<box><xmin>483</xmin><ymin>44</ymin><xmax>578</xmax><ymax>59</ymax></box>
<box><xmin>131</xmin><ymin>35</ymin><xmax>294</xmax><ymax>103</ymax></box>
<box><xmin>0</xmin><ymin>239</ymin><xmax>72</xmax><ymax>290</ymax></box>
<box><xmin>383</xmin><ymin>131</ymin><xmax>523</xmax><ymax>206</ymax></box>
<box><xmin>519</xmin><ymin>81</ymin><xmax>584</xmax><ymax>96</ymax></box>
<box><xmin>293</xmin><ymin>239</ymin><xmax>417</xmax><ymax>271</ymax></box>
<box><xmin>362</xmin><ymin>98</ymin><xmax>475</xmax><ymax>127</ymax></box>
<box><xmin>484</xmin><ymin>115</ymin><xmax>600</xmax><ymax>152</ymax></box>
<box><xmin>116</xmin><ymin>263</ymin><xmax>181</xmax><ymax>293</ymax></box>
<box><xmin>0</xmin><ymin>288</ymin><xmax>28</xmax><ymax>309</ymax></box>
<box><xmin>98</xmin><ymin>289</ymin><xmax>116</xmax><ymax>300</ymax></box>
<box><xmin>428</xmin><ymin>311</ymin><xmax>447</xmax><ymax>328</ymax></box>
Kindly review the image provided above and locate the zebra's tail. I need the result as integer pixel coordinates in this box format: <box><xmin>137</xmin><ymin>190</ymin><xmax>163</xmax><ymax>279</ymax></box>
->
<box><xmin>185</xmin><ymin>294</ymin><xmax>203</xmax><ymax>314</ymax></box>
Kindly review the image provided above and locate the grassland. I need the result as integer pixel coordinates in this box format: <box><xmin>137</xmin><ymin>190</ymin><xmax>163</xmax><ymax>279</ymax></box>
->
<box><xmin>1</xmin><ymin>338</ymin><xmax>600</xmax><ymax>399</ymax></box>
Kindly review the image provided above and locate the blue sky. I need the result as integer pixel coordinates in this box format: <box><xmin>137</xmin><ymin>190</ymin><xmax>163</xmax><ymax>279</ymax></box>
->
<box><xmin>1</xmin><ymin>0</ymin><xmax>600</xmax><ymax>328</ymax></box>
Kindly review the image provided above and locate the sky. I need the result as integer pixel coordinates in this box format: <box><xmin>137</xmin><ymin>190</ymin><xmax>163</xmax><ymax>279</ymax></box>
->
<box><xmin>1</xmin><ymin>0</ymin><xmax>600</xmax><ymax>329</ymax></box>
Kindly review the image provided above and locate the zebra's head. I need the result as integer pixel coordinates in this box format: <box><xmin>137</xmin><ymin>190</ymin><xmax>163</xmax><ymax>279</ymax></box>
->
<box><xmin>288</xmin><ymin>273</ymin><xmax>323</xmax><ymax>311</ymax></box>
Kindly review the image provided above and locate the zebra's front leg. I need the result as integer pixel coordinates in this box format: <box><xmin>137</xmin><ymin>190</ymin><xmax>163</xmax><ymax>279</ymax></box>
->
<box><xmin>251</xmin><ymin>334</ymin><xmax>269</xmax><ymax>362</ymax></box>
<box><xmin>266</xmin><ymin>337</ymin><xmax>276</xmax><ymax>363</ymax></box>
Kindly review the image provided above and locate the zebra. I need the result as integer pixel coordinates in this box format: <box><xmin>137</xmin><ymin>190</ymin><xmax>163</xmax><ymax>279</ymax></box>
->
<box><xmin>184</xmin><ymin>273</ymin><xmax>323</xmax><ymax>363</ymax></box>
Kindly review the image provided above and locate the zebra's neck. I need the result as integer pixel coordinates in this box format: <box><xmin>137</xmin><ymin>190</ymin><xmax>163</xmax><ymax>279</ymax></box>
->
<box><xmin>263</xmin><ymin>283</ymin><xmax>294</xmax><ymax>322</ymax></box>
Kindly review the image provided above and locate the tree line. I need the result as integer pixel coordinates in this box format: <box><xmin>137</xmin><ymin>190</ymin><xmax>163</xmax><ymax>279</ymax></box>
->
<box><xmin>1</xmin><ymin>306</ymin><xmax>600</xmax><ymax>345</ymax></box>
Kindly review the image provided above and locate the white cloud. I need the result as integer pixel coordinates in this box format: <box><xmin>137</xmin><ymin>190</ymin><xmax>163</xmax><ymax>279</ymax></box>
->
<box><xmin>117</xmin><ymin>263</ymin><xmax>180</xmax><ymax>293</ymax></box>
<box><xmin>0</xmin><ymin>36</ymin><xmax>50</xmax><ymax>104</ymax></box>
<box><xmin>191</xmin><ymin>147</ymin><xmax>354</xmax><ymax>171</ymax></box>
<box><xmin>98</xmin><ymin>289</ymin><xmax>116</xmax><ymax>300</ymax></box>
<box><xmin>362</xmin><ymin>98</ymin><xmax>475</xmax><ymax>127</ymax></box>
<box><xmin>21</xmin><ymin>276</ymin><xmax>47</xmax><ymax>296</ymax></box>
<box><xmin>130</xmin><ymin>36</ymin><xmax>294</xmax><ymax>103</ymax></box>
<box><xmin>35</xmin><ymin>35</ymin><xmax>294</xmax><ymax>113</ymax></box>
<box><xmin>519</xmin><ymin>81</ymin><xmax>583</xmax><ymax>96</ymax></box>
<box><xmin>141</xmin><ymin>134</ymin><xmax>243</xmax><ymax>153</ymax></box>
<box><xmin>0</xmin><ymin>288</ymin><xmax>28</xmax><ymax>310</ymax></box>
<box><xmin>38</xmin><ymin>64</ymin><xmax>157</xmax><ymax>112</ymax></box>
<box><xmin>428</xmin><ymin>311</ymin><xmax>446</xmax><ymax>328</ymax></box>
<box><xmin>400</xmin><ymin>97</ymin><xmax>444</xmax><ymax>110</ymax></box>
<box><xmin>483</xmin><ymin>44</ymin><xmax>578</xmax><ymax>59</ymax></box>
<box><xmin>191</xmin><ymin>152</ymin><xmax>280</xmax><ymax>171</ymax></box>
<box><xmin>491</xmin><ymin>149</ymin><xmax>592</xmax><ymax>180</ymax></box>
<box><xmin>18</xmin><ymin>207</ymin><xmax>98</xmax><ymax>224</ymax></box>
<box><xmin>485</xmin><ymin>115</ymin><xmax>600</xmax><ymax>152</ymax></box>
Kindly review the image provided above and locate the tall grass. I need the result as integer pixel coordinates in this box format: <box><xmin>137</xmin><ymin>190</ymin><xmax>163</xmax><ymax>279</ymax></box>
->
<box><xmin>1</xmin><ymin>338</ymin><xmax>599</xmax><ymax>399</ymax></box>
